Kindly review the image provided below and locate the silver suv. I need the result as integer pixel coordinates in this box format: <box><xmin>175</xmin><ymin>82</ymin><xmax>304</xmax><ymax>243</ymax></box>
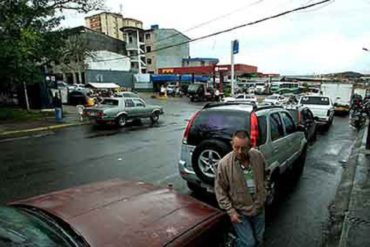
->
<box><xmin>178</xmin><ymin>103</ymin><xmax>307</xmax><ymax>204</ymax></box>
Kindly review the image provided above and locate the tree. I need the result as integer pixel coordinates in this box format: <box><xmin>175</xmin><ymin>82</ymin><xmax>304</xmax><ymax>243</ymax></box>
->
<box><xmin>0</xmin><ymin>0</ymin><xmax>104</xmax><ymax>108</ymax></box>
<box><xmin>58</xmin><ymin>33</ymin><xmax>95</xmax><ymax>84</ymax></box>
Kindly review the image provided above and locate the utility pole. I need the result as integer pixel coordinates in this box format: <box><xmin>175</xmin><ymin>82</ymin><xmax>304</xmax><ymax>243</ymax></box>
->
<box><xmin>23</xmin><ymin>81</ymin><xmax>30</xmax><ymax>112</ymax></box>
<box><xmin>231</xmin><ymin>40</ymin><xmax>239</xmax><ymax>96</ymax></box>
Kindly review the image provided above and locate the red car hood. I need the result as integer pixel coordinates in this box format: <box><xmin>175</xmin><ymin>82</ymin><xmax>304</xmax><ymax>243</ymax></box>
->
<box><xmin>11</xmin><ymin>179</ymin><xmax>224</xmax><ymax>247</ymax></box>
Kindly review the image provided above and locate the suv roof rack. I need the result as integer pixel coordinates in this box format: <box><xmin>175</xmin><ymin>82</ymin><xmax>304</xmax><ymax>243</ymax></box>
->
<box><xmin>203</xmin><ymin>102</ymin><xmax>257</xmax><ymax>109</ymax></box>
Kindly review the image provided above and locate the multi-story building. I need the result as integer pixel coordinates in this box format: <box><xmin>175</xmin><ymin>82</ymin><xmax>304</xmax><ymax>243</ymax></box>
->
<box><xmin>182</xmin><ymin>57</ymin><xmax>219</xmax><ymax>67</ymax></box>
<box><xmin>50</xmin><ymin>27</ymin><xmax>133</xmax><ymax>87</ymax></box>
<box><xmin>144</xmin><ymin>25</ymin><xmax>190</xmax><ymax>74</ymax></box>
<box><xmin>121</xmin><ymin>26</ymin><xmax>147</xmax><ymax>74</ymax></box>
<box><xmin>85</xmin><ymin>12</ymin><xmax>143</xmax><ymax>41</ymax></box>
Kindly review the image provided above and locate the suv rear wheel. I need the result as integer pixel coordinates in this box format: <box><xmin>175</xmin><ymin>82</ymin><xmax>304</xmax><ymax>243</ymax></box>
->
<box><xmin>191</xmin><ymin>140</ymin><xmax>230</xmax><ymax>185</ymax></box>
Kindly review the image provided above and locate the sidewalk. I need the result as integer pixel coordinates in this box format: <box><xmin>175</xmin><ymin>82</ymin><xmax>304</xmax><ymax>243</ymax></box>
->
<box><xmin>338</xmin><ymin>123</ymin><xmax>370</xmax><ymax>247</ymax></box>
<box><xmin>0</xmin><ymin>105</ymin><xmax>86</xmax><ymax>139</ymax></box>
<box><xmin>326</xmin><ymin>122</ymin><xmax>370</xmax><ymax>246</ymax></box>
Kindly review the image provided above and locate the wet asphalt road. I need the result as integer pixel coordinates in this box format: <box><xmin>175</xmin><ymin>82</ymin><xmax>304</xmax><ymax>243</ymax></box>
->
<box><xmin>0</xmin><ymin>97</ymin><xmax>358</xmax><ymax>247</ymax></box>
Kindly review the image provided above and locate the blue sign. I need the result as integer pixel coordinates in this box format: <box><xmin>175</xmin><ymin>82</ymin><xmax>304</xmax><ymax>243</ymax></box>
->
<box><xmin>233</xmin><ymin>40</ymin><xmax>239</xmax><ymax>54</ymax></box>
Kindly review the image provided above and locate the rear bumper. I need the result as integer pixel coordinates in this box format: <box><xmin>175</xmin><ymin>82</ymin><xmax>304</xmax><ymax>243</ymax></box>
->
<box><xmin>316</xmin><ymin>116</ymin><xmax>330</xmax><ymax>124</ymax></box>
<box><xmin>334</xmin><ymin>106</ymin><xmax>350</xmax><ymax>113</ymax></box>
<box><xmin>178</xmin><ymin>144</ymin><xmax>215</xmax><ymax>191</ymax></box>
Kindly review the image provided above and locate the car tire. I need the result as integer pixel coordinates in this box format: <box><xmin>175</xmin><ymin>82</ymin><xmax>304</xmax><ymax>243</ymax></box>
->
<box><xmin>191</xmin><ymin>140</ymin><xmax>230</xmax><ymax>185</ymax></box>
<box><xmin>150</xmin><ymin>111</ymin><xmax>160</xmax><ymax>123</ymax></box>
<box><xmin>116</xmin><ymin>114</ymin><xmax>127</xmax><ymax>127</ymax></box>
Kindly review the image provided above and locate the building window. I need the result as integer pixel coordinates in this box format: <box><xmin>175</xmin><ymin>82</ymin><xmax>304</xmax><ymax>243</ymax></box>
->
<box><xmin>146</xmin><ymin>46</ymin><xmax>151</xmax><ymax>52</ymax></box>
<box><xmin>145</xmin><ymin>33</ymin><xmax>151</xmax><ymax>40</ymax></box>
<box><xmin>129</xmin><ymin>36</ymin><xmax>133</xmax><ymax>43</ymax></box>
<box><xmin>147</xmin><ymin>58</ymin><xmax>152</xmax><ymax>65</ymax></box>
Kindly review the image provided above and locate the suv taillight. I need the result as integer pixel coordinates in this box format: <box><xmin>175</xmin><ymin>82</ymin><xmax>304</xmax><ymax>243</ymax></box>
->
<box><xmin>250</xmin><ymin>112</ymin><xmax>259</xmax><ymax>148</ymax></box>
<box><xmin>183</xmin><ymin>111</ymin><xmax>200</xmax><ymax>144</ymax></box>
<box><xmin>298</xmin><ymin>111</ymin><xmax>302</xmax><ymax>123</ymax></box>
<box><xmin>327</xmin><ymin>110</ymin><xmax>330</xmax><ymax>116</ymax></box>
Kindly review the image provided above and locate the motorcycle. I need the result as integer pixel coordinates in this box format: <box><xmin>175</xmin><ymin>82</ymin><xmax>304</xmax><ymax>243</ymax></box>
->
<box><xmin>350</xmin><ymin>107</ymin><xmax>367</xmax><ymax>130</ymax></box>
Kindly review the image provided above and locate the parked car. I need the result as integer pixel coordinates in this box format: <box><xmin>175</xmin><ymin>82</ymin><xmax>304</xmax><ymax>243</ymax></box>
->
<box><xmin>166</xmin><ymin>85</ymin><xmax>177</xmax><ymax>96</ymax></box>
<box><xmin>84</xmin><ymin>97</ymin><xmax>163</xmax><ymax>127</ymax></box>
<box><xmin>187</xmin><ymin>84</ymin><xmax>215</xmax><ymax>102</ymax></box>
<box><xmin>222</xmin><ymin>94</ymin><xmax>257</xmax><ymax>104</ymax></box>
<box><xmin>178</xmin><ymin>102</ymin><xmax>307</xmax><ymax>204</ymax></box>
<box><xmin>68</xmin><ymin>90</ymin><xmax>89</xmax><ymax>105</ymax></box>
<box><xmin>298</xmin><ymin>95</ymin><xmax>334</xmax><ymax>129</ymax></box>
<box><xmin>2</xmin><ymin>179</ymin><xmax>233</xmax><ymax>247</ymax></box>
<box><xmin>286</xmin><ymin>106</ymin><xmax>318</xmax><ymax>143</ymax></box>
<box><xmin>114</xmin><ymin>92</ymin><xmax>141</xmax><ymax>98</ymax></box>
<box><xmin>57</xmin><ymin>81</ymin><xmax>75</xmax><ymax>92</ymax></box>
<box><xmin>263</xmin><ymin>94</ymin><xmax>287</xmax><ymax>105</ymax></box>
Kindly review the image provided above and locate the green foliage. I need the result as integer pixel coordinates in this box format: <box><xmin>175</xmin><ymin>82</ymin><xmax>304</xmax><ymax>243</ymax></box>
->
<box><xmin>0</xmin><ymin>107</ymin><xmax>53</xmax><ymax>122</ymax></box>
<box><xmin>0</xmin><ymin>0</ymin><xmax>103</xmax><ymax>91</ymax></box>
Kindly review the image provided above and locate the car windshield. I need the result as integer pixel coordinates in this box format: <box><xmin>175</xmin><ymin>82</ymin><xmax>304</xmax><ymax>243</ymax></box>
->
<box><xmin>301</xmin><ymin>96</ymin><xmax>330</xmax><ymax>105</ymax></box>
<box><xmin>0</xmin><ymin>206</ymin><xmax>75</xmax><ymax>246</ymax></box>
<box><xmin>101</xmin><ymin>99</ymin><xmax>119</xmax><ymax>106</ymax></box>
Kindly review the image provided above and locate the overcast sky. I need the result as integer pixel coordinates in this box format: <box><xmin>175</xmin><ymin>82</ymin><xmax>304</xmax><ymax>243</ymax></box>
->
<box><xmin>62</xmin><ymin>0</ymin><xmax>370</xmax><ymax>75</ymax></box>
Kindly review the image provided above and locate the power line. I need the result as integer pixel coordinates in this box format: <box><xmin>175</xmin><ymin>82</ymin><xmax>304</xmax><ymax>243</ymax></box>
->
<box><xmin>94</xmin><ymin>0</ymin><xmax>332</xmax><ymax>63</ymax></box>
<box><xmin>153</xmin><ymin>0</ymin><xmax>266</xmax><ymax>45</ymax></box>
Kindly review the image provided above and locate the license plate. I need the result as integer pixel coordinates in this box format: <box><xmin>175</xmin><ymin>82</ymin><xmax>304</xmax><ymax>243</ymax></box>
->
<box><xmin>89</xmin><ymin>112</ymin><xmax>96</xmax><ymax>116</ymax></box>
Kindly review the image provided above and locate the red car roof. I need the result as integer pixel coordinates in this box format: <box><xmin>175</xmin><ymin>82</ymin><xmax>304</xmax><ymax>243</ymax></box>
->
<box><xmin>11</xmin><ymin>179</ymin><xmax>225</xmax><ymax>247</ymax></box>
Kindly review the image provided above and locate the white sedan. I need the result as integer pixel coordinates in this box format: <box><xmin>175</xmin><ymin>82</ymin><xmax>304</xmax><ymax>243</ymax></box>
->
<box><xmin>222</xmin><ymin>94</ymin><xmax>257</xmax><ymax>104</ymax></box>
<box><xmin>263</xmin><ymin>94</ymin><xmax>287</xmax><ymax>105</ymax></box>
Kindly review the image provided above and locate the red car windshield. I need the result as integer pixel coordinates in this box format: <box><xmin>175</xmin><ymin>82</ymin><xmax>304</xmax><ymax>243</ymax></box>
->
<box><xmin>0</xmin><ymin>206</ymin><xmax>82</xmax><ymax>247</ymax></box>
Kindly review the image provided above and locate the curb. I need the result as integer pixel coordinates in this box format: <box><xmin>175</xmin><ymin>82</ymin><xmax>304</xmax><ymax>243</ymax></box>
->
<box><xmin>325</xmin><ymin>124</ymin><xmax>367</xmax><ymax>247</ymax></box>
<box><xmin>338</xmin><ymin>121</ymin><xmax>369</xmax><ymax>247</ymax></box>
<box><xmin>0</xmin><ymin>122</ymin><xmax>89</xmax><ymax>139</ymax></box>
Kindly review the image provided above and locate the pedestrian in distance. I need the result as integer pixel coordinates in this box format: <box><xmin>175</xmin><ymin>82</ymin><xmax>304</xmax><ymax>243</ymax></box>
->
<box><xmin>215</xmin><ymin>130</ymin><xmax>267</xmax><ymax>247</ymax></box>
<box><xmin>215</xmin><ymin>88</ymin><xmax>220</xmax><ymax>102</ymax></box>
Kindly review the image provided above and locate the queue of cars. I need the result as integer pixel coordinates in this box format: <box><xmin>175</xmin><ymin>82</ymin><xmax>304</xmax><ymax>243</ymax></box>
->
<box><xmin>1</xmin><ymin>89</ymin><xmax>337</xmax><ymax>246</ymax></box>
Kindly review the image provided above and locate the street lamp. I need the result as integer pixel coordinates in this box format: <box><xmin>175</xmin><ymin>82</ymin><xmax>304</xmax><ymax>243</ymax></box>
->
<box><xmin>362</xmin><ymin>47</ymin><xmax>370</xmax><ymax>150</ymax></box>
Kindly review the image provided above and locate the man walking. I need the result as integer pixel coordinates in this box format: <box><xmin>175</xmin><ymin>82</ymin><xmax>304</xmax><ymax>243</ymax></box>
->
<box><xmin>215</xmin><ymin>130</ymin><xmax>267</xmax><ymax>247</ymax></box>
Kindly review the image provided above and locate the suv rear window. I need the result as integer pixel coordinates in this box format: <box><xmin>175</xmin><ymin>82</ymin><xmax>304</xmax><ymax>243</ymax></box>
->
<box><xmin>189</xmin><ymin>110</ymin><xmax>250</xmax><ymax>144</ymax></box>
<box><xmin>301</xmin><ymin>96</ymin><xmax>329</xmax><ymax>105</ymax></box>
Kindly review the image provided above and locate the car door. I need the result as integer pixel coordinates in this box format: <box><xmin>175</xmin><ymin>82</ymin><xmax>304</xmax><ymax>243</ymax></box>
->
<box><xmin>267</xmin><ymin>112</ymin><xmax>287</xmax><ymax>169</ymax></box>
<box><xmin>280</xmin><ymin>111</ymin><xmax>299</xmax><ymax>166</ymax></box>
<box><xmin>124</xmin><ymin>99</ymin><xmax>135</xmax><ymax>118</ymax></box>
<box><xmin>130</xmin><ymin>98</ymin><xmax>146</xmax><ymax>117</ymax></box>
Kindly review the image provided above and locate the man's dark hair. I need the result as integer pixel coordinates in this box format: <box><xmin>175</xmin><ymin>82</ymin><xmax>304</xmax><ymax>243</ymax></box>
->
<box><xmin>232</xmin><ymin>130</ymin><xmax>250</xmax><ymax>140</ymax></box>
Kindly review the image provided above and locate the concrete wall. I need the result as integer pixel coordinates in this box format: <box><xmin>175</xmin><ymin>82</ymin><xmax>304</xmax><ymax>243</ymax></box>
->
<box><xmin>86</xmin><ymin>51</ymin><xmax>130</xmax><ymax>71</ymax></box>
<box><xmin>145</xmin><ymin>29</ymin><xmax>190</xmax><ymax>73</ymax></box>
<box><xmin>86</xmin><ymin>70</ymin><xmax>134</xmax><ymax>88</ymax></box>
<box><xmin>156</xmin><ymin>29</ymin><xmax>189</xmax><ymax>70</ymax></box>
<box><xmin>81</xmin><ymin>29</ymin><xmax>126</xmax><ymax>55</ymax></box>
